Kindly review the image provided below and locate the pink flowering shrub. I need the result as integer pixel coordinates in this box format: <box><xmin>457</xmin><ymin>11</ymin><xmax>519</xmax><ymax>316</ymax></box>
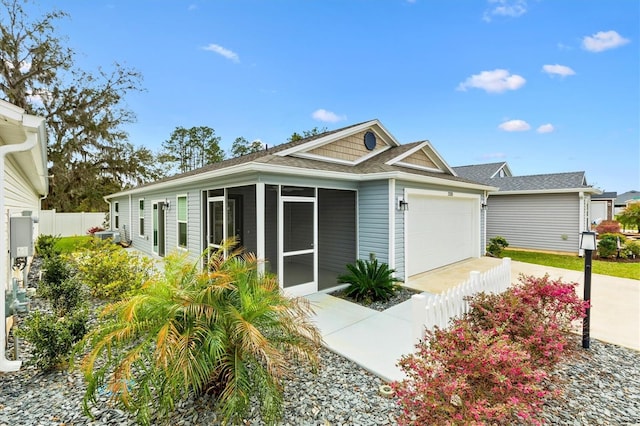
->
<box><xmin>467</xmin><ymin>274</ymin><xmax>588</xmax><ymax>368</ymax></box>
<box><xmin>393</xmin><ymin>275</ymin><xmax>588</xmax><ymax>425</ymax></box>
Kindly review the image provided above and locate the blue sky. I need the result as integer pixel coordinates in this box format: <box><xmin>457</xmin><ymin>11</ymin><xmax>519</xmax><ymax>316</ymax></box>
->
<box><xmin>33</xmin><ymin>0</ymin><xmax>639</xmax><ymax>192</ymax></box>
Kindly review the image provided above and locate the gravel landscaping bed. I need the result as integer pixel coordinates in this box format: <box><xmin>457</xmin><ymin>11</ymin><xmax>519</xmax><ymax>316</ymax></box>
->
<box><xmin>1</xmin><ymin>261</ymin><xmax>639</xmax><ymax>425</ymax></box>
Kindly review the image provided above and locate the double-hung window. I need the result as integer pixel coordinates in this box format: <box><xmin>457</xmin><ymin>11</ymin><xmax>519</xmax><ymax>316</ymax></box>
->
<box><xmin>139</xmin><ymin>199</ymin><xmax>145</xmax><ymax>236</ymax></box>
<box><xmin>114</xmin><ymin>202</ymin><xmax>119</xmax><ymax>229</ymax></box>
<box><xmin>177</xmin><ymin>195</ymin><xmax>188</xmax><ymax>248</ymax></box>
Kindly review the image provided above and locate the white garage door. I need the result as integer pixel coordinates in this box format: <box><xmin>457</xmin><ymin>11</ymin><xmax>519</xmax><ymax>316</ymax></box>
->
<box><xmin>407</xmin><ymin>193</ymin><xmax>479</xmax><ymax>276</ymax></box>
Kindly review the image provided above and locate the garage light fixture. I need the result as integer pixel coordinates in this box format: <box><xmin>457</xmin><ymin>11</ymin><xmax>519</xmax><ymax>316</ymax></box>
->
<box><xmin>398</xmin><ymin>197</ymin><xmax>409</xmax><ymax>211</ymax></box>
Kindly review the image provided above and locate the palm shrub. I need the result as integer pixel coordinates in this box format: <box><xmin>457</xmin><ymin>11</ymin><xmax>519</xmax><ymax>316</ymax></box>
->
<box><xmin>76</xmin><ymin>241</ymin><xmax>322</xmax><ymax>425</ymax></box>
<box><xmin>337</xmin><ymin>258</ymin><xmax>401</xmax><ymax>303</ymax></box>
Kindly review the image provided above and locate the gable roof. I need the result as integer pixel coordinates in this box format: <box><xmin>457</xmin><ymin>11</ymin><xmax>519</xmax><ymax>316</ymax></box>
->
<box><xmin>453</xmin><ymin>162</ymin><xmax>512</xmax><ymax>181</ymax></box>
<box><xmin>616</xmin><ymin>190</ymin><xmax>640</xmax><ymax>205</ymax></box>
<box><xmin>453</xmin><ymin>161</ymin><xmax>600</xmax><ymax>195</ymax></box>
<box><xmin>107</xmin><ymin>120</ymin><xmax>496</xmax><ymax>199</ymax></box>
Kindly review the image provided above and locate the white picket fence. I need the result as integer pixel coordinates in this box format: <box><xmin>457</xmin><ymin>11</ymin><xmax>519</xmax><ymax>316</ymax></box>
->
<box><xmin>411</xmin><ymin>258</ymin><xmax>512</xmax><ymax>342</ymax></box>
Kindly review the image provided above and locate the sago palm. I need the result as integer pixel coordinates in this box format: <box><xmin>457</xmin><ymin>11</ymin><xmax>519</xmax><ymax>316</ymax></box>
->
<box><xmin>337</xmin><ymin>258</ymin><xmax>402</xmax><ymax>303</ymax></box>
<box><xmin>76</xmin><ymin>241</ymin><xmax>322</xmax><ymax>425</ymax></box>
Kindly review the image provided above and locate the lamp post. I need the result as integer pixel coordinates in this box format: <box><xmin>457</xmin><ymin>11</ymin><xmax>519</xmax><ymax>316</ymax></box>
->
<box><xmin>579</xmin><ymin>231</ymin><xmax>596</xmax><ymax>349</ymax></box>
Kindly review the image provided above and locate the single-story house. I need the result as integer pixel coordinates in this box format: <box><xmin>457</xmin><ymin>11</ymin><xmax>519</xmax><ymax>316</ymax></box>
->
<box><xmin>453</xmin><ymin>162</ymin><xmax>600</xmax><ymax>254</ymax></box>
<box><xmin>615</xmin><ymin>190</ymin><xmax>640</xmax><ymax>216</ymax></box>
<box><xmin>0</xmin><ymin>100</ymin><xmax>48</xmax><ymax>371</ymax></box>
<box><xmin>590</xmin><ymin>192</ymin><xmax>617</xmax><ymax>223</ymax></box>
<box><xmin>106</xmin><ymin>120</ymin><xmax>496</xmax><ymax>296</ymax></box>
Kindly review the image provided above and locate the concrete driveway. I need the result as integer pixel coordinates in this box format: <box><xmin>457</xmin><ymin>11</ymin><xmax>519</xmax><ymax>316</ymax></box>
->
<box><xmin>406</xmin><ymin>257</ymin><xmax>640</xmax><ymax>351</ymax></box>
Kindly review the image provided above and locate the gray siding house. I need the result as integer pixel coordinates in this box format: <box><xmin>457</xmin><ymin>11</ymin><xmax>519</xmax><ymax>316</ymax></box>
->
<box><xmin>106</xmin><ymin>120</ymin><xmax>495</xmax><ymax>296</ymax></box>
<box><xmin>454</xmin><ymin>162</ymin><xmax>600</xmax><ymax>254</ymax></box>
<box><xmin>0</xmin><ymin>100</ymin><xmax>48</xmax><ymax>371</ymax></box>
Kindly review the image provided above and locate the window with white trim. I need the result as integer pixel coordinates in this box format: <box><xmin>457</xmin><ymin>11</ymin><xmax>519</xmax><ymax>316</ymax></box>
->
<box><xmin>139</xmin><ymin>199</ymin><xmax>145</xmax><ymax>236</ymax></box>
<box><xmin>114</xmin><ymin>202</ymin><xmax>119</xmax><ymax>229</ymax></box>
<box><xmin>177</xmin><ymin>195</ymin><xmax>188</xmax><ymax>248</ymax></box>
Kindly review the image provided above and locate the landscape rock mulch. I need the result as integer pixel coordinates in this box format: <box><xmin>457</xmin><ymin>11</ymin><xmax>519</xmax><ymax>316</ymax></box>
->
<box><xmin>1</xmin><ymin>264</ymin><xmax>639</xmax><ymax>425</ymax></box>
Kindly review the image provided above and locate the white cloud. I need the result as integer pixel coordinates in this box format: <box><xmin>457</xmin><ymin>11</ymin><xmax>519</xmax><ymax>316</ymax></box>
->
<box><xmin>483</xmin><ymin>0</ymin><xmax>527</xmax><ymax>22</ymax></box>
<box><xmin>498</xmin><ymin>119</ymin><xmax>530</xmax><ymax>132</ymax></box>
<box><xmin>542</xmin><ymin>64</ymin><xmax>576</xmax><ymax>77</ymax></box>
<box><xmin>311</xmin><ymin>109</ymin><xmax>346</xmax><ymax>123</ymax></box>
<box><xmin>202</xmin><ymin>43</ymin><xmax>239</xmax><ymax>63</ymax></box>
<box><xmin>457</xmin><ymin>69</ymin><xmax>526</xmax><ymax>93</ymax></box>
<box><xmin>582</xmin><ymin>30</ymin><xmax>630</xmax><ymax>52</ymax></box>
<box><xmin>537</xmin><ymin>123</ymin><xmax>554</xmax><ymax>133</ymax></box>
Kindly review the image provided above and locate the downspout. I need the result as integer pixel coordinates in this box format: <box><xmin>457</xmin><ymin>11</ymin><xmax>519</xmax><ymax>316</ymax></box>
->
<box><xmin>483</xmin><ymin>190</ymin><xmax>488</xmax><ymax>255</ymax></box>
<box><xmin>0</xmin><ymin>136</ymin><xmax>38</xmax><ymax>372</ymax></box>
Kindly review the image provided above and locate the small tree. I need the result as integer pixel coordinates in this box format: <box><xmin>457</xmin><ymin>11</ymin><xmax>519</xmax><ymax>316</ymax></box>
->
<box><xmin>616</xmin><ymin>203</ymin><xmax>640</xmax><ymax>232</ymax></box>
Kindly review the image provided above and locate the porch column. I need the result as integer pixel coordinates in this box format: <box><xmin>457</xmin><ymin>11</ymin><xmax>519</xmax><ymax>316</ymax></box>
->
<box><xmin>256</xmin><ymin>182</ymin><xmax>265</xmax><ymax>274</ymax></box>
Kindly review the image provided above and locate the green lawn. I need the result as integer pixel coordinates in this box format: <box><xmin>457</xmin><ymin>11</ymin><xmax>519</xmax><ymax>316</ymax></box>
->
<box><xmin>502</xmin><ymin>249</ymin><xmax>639</xmax><ymax>280</ymax></box>
<box><xmin>55</xmin><ymin>235</ymin><xmax>93</xmax><ymax>254</ymax></box>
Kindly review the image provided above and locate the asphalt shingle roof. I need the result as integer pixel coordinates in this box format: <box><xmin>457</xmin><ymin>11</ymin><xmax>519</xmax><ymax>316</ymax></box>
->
<box><xmin>453</xmin><ymin>162</ymin><xmax>507</xmax><ymax>181</ymax></box>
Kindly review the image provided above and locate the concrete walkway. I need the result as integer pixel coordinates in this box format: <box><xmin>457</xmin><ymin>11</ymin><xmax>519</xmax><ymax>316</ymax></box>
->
<box><xmin>305</xmin><ymin>257</ymin><xmax>639</xmax><ymax>383</ymax></box>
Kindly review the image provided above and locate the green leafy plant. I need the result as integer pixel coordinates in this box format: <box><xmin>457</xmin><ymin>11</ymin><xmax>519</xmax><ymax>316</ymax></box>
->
<box><xmin>486</xmin><ymin>236</ymin><xmax>509</xmax><ymax>257</ymax></box>
<box><xmin>597</xmin><ymin>233</ymin><xmax>626</xmax><ymax>258</ymax></box>
<box><xmin>41</xmin><ymin>254</ymin><xmax>74</xmax><ymax>287</ymax></box>
<box><xmin>35</xmin><ymin>234</ymin><xmax>62</xmax><ymax>259</ymax></box>
<box><xmin>76</xmin><ymin>242</ymin><xmax>322</xmax><ymax>425</ymax></box>
<box><xmin>616</xmin><ymin>203</ymin><xmax>640</xmax><ymax>232</ymax></box>
<box><xmin>38</xmin><ymin>276</ymin><xmax>85</xmax><ymax>316</ymax></box>
<box><xmin>624</xmin><ymin>240</ymin><xmax>640</xmax><ymax>258</ymax></box>
<box><xmin>18</xmin><ymin>308</ymin><xmax>89</xmax><ymax>371</ymax></box>
<box><xmin>73</xmin><ymin>238</ymin><xmax>155</xmax><ymax>300</ymax></box>
<box><xmin>337</xmin><ymin>259</ymin><xmax>401</xmax><ymax>303</ymax></box>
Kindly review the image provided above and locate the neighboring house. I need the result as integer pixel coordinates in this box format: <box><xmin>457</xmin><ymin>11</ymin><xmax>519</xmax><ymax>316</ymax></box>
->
<box><xmin>106</xmin><ymin>120</ymin><xmax>496</xmax><ymax>296</ymax></box>
<box><xmin>590</xmin><ymin>192</ymin><xmax>617</xmax><ymax>223</ymax></box>
<box><xmin>453</xmin><ymin>162</ymin><xmax>600</xmax><ymax>254</ymax></box>
<box><xmin>614</xmin><ymin>190</ymin><xmax>640</xmax><ymax>216</ymax></box>
<box><xmin>0</xmin><ymin>100</ymin><xmax>48</xmax><ymax>371</ymax></box>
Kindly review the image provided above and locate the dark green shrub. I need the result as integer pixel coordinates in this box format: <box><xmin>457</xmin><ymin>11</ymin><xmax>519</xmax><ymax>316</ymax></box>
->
<box><xmin>337</xmin><ymin>259</ymin><xmax>401</xmax><ymax>303</ymax></box>
<box><xmin>38</xmin><ymin>276</ymin><xmax>85</xmax><ymax>316</ymax></box>
<box><xmin>18</xmin><ymin>308</ymin><xmax>89</xmax><ymax>371</ymax></box>
<box><xmin>597</xmin><ymin>233</ymin><xmax>626</xmax><ymax>258</ymax></box>
<box><xmin>625</xmin><ymin>240</ymin><xmax>640</xmax><ymax>258</ymax></box>
<box><xmin>36</xmin><ymin>234</ymin><xmax>61</xmax><ymax>259</ymax></box>
<box><xmin>42</xmin><ymin>255</ymin><xmax>73</xmax><ymax>286</ymax></box>
<box><xmin>487</xmin><ymin>236</ymin><xmax>509</xmax><ymax>257</ymax></box>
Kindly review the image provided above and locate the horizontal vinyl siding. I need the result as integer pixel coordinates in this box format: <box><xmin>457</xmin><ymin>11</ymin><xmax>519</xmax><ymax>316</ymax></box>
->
<box><xmin>486</xmin><ymin>193</ymin><xmax>580</xmax><ymax>253</ymax></box>
<box><xmin>394</xmin><ymin>184</ymin><xmax>405</xmax><ymax>279</ymax></box>
<box><xmin>358</xmin><ymin>180</ymin><xmax>389</xmax><ymax>263</ymax></box>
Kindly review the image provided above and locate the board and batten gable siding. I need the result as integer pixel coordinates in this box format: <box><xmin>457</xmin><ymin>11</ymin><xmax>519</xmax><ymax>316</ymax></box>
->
<box><xmin>357</xmin><ymin>180</ymin><xmax>389</xmax><ymax>263</ymax></box>
<box><xmin>486</xmin><ymin>193</ymin><xmax>581</xmax><ymax>253</ymax></box>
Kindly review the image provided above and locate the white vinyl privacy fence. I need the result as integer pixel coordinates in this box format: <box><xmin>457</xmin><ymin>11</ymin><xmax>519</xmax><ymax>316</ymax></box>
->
<box><xmin>39</xmin><ymin>210</ymin><xmax>106</xmax><ymax>237</ymax></box>
<box><xmin>411</xmin><ymin>258</ymin><xmax>512</xmax><ymax>342</ymax></box>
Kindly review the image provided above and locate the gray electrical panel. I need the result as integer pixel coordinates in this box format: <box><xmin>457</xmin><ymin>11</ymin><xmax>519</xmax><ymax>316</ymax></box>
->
<box><xmin>10</xmin><ymin>216</ymin><xmax>33</xmax><ymax>258</ymax></box>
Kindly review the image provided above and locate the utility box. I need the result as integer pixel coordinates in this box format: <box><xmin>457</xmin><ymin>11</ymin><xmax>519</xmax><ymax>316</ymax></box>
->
<box><xmin>10</xmin><ymin>216</ymin><xmax>33</xmax><ymax>259</ymax></box>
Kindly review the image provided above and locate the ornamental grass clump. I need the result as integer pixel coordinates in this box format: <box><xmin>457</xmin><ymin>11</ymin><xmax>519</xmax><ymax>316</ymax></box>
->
<box><xmin>393</xmin><ymin>275</ymin><xmax>588</xmax><ymax>425</ymax></box>
<box><xmin>76</xmin><ymin>241</ymin><xmax>322</xmax><ymax>426</ymax></box>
